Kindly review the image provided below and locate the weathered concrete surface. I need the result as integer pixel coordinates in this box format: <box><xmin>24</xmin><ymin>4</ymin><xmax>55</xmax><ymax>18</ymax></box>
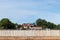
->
<box><xmin>0</xmin><ymin>36</ymin><xmax>60</xmax><ymax>40</ymax></box>
<box><xmin>0</xmin><ymin>30</ymin><xmax>60</xmax><ymax>36</ymax></box>
<box><xmin>0</xmin><ymin>30</ymin><xmax>60</xmax><ymax>40</ymax></box>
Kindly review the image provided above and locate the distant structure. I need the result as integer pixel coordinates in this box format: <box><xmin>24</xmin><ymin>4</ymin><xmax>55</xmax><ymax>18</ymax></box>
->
<box><xmin>16</xmin><ymin>23</ymin><xmax>42</xmax><ymax>30</ymax></box>
<box><xmin>22</xmin><ymin>23</ymin><xmax>42</xmax><ymax>30</ymax></box>
<box><xmin>22</xmin><ymin>23</ymin><xmax>33</xmax><ymax>30</ymax></box>
<box><xmin>30</xmin><ymin>27</ymin><xmax>42</xmax><ymax>30</ymax></box>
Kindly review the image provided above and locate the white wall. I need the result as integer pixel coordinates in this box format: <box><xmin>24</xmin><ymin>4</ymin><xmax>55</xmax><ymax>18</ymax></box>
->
<box><xmin>0</xmin><ymin>30</ymin><xmax>60</xmax><ymax>36</ymax></box>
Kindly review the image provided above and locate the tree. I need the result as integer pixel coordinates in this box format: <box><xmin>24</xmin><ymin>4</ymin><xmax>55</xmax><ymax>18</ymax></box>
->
<box><xmin>55</xmin><ymin>24</ymin><xmax>60</xmax><ymax>30</ymax></box>
<box><xmin>47</xmin><ymin>22</ymin><xmax>56</xmax><ymax>29</ymax></box>
<box><xmin>36</xmin><ymin>18</ymin><xmax>56</xmax><ymax>29</ymax></box>
<box><xmin>36</xmin><ymin>18</ymin><xmax>47</xmax><ymax>29</ymax></box>
<box><xmin>32</xmin><ymin>23</ymin><xmax>36</xmax><ymax>27</ymax></box>
<box><xmin>0</xmin><ymin>18</ymin><xmax>15</xmax><ymax>29</ymax></box>
<box><xmin>36</xmin><ymin>19</ymin><xmax>42</xmax><ymax>26</ymax></box>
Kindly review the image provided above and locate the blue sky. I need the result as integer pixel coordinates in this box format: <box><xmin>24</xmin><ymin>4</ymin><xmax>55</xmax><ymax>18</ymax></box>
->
<box><xmin>0</xmin><ymin>0</ymin><xmax>60</xmax><ymax>24</ymax></box>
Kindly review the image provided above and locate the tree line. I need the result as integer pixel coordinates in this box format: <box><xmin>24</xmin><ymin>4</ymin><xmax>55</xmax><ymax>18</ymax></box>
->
<box><xmin>0</xmin><ymin>18</ymin><xmax>60</xmax><ymax>30</ymax></box>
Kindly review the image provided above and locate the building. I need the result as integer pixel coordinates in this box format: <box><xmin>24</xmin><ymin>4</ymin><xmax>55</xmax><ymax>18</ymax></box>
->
<box><xmin>22</xmin><ymin>23</ymin><xmax>33</xmax><ymax>29</ymax></box>
<box><xmin>30</xmin><ymin>27</ymin><xmax>42</xmax><ymax>30</ymax></box>
<box><xmin>22</xmin><ymin>23</ymin><xmax>42</xmax><ymax>30</ymax></box>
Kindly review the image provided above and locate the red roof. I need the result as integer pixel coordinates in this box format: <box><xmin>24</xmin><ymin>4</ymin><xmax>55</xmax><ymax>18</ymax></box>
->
<box><xmin>23</xmin><ymin>23</ymin><xmax>32</xmax><ymax>27</ymax></box>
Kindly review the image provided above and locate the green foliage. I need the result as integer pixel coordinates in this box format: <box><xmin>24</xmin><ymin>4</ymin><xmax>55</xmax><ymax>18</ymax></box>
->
<box><xmin>32</xmin><ymin>23</ymin><xmax>36</xmax><ymax>27</ymax></box>
<box><xmin>0</xmin><ymin>18</ymin><xmax>15</xmax><ymax>29</ymax></box>
<box><xmin>47</xmin><ymin>22</ymin><xmax>56</xmax><ymax>29</ymax></box>
<box><xmin>36</xmin><ymin>18</ymin><xmax>56</xmax><ymax>29</ymax></box>
<box><xmin>36</xmin><ymin>19</ymin><xmax>48</xmax><ymax>29</ymax></box>
<box><xmin>54</xmin><ymin>24</ymin><xmax>60</xmax><ymax>30</ymax></box>
<box><xmin>0</xmin><ymin>18</ymin><xmax>59</xmax><ymax>30</ymax></box>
